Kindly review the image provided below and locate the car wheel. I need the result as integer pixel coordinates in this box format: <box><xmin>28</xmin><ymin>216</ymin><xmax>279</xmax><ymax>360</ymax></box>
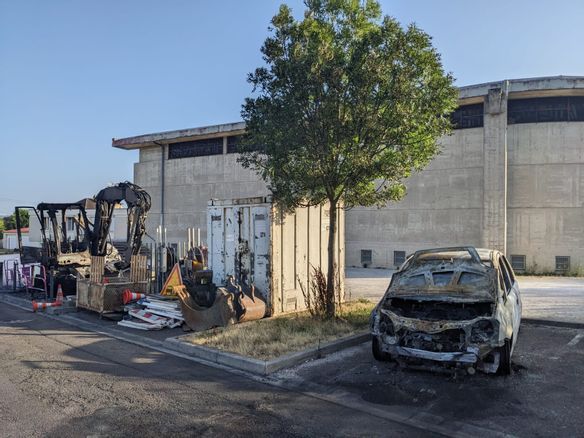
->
<box><xmin>372</xmin><ymin>336</ymin><xmax>391</xmax><ymax>362</ymax></box>
<box><xmin>498</xmin><ymin>338</ymin><xmax>512</xmax><ymax>375</ymax></box>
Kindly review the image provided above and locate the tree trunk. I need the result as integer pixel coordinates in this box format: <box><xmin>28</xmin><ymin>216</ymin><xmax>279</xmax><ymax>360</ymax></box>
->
<box><xmin>325</xmin><ymin>199</ymin><xmax>337</xmax><ymax>319</ymax></box>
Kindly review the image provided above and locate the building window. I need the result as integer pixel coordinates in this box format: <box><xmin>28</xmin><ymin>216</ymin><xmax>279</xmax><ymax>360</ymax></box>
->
<box><xmin>360</xmin><ymin>250</ymin><xmax>372</xmax><ymax>267</ymax></box>
<box><xmin>508</xmin><ymin>96</ymin><xmax>584</xmax><ymax>125</ymax></box>
<box><xmin>394</xmin><ymin>250</ymin><xmax>406</xmax><ymax>267</ymax></box>
<box><xmin>226</xmin><ymin>135</ymin><xmax>240</xmax><ymax>154</ymax></box>
<box><xmin>66</xmin><ymin>217</ymin><xmax>75</xmax><ymax>232</ymax></box>
<box><xmin>227</xmin><ymin>135</ymin><xmax>264</xmax><ymax>153</ymax></box>
<box><xmin>450</xmin><ymin>103</ymin><xmax>484</xmax><ymax>129</ymax></box>
<box><xmin>168</xmin><ymin>138</ymin><xmax>223</xmax><ymax>159</ymax></box>
<box><xmin>510</xmin><ymin>255</ymin><xmax>526</xmax><ymax>272</ymax></box>
<box><xmin>555</xmin><ymin>256</ymin><xmax>570</xmax><ymax>273</ymax></box>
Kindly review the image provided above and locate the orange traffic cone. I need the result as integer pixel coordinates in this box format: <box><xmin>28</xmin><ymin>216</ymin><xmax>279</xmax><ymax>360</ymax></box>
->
<box><xmin>122</xmin><ymin>289</ymin><xmax>146</xmax><ymax>305</ymax></box>
<box><xmin>56</xmin><ymin>284</ymin><xmax>64</xmax><ymax>304</ymax></box>
<box><xmin>32</xmin><ymin>300</ymin><xmax>62</xmax><ymax>312</ymax></box>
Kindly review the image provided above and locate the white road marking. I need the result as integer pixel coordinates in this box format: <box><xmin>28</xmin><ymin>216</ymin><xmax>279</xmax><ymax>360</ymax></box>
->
<box><xmin>0</xmin><ymin>319</ymin><xmax>33</xmax><ymax>324</ymax></box>
<box><xmin>567</xmin><ymin>333</ymin><xmax>583</xmax><ymax>347</ymax></box>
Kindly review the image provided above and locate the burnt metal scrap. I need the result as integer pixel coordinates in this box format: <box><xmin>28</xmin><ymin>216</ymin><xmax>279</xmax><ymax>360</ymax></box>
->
<box><xmin>90</xmin><ymin>181</ymin><xmax>151</xmax><ymax>268</ymax></box>
<box><xmin>370</xmin><ymin>246</ymin><xmax>522</xmax><ymax>375</ymax></box>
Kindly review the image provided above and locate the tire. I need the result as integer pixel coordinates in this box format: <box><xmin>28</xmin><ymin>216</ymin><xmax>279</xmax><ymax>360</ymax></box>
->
<box><xmin>372</xmin><ymin>336</ymin><xmax>391</xmax><ymax>362</ymax></box>
<box><xmin>498</xmin><ymin>338</ymin><xmax>512</xmax><ymax>375</ymax></box>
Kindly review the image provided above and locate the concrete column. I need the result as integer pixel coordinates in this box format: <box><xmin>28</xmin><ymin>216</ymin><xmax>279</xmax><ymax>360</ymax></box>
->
<box><xmin>481</xmin><ymin>82</ymin><xmax>509</xmax><ymax>253</ymax></box>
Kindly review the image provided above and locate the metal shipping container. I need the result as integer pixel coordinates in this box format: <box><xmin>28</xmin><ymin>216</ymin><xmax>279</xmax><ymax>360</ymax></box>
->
<box><xmin>207</xmin><ymin>196</ymin><xmax>344</xmax><ymax>315</ymax></box>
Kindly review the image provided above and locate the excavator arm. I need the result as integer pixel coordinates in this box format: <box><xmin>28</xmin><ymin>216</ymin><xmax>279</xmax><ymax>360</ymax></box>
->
<box><xmin>90</xmin><ymin>181</ymin><xmax>151</xmax><ymax>266</ymax></box>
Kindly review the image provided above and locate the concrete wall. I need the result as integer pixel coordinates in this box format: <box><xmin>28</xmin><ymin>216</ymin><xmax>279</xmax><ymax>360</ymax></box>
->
<box><xmin>507</xmin><ymin>122</ymin><xmax>584</xmax><ymax>271</ymax></box>
<box><xmin>345</xmin><ymin>127</ymin><xmax>484</xmax><ymax>267</ymax></box>
<box><xmin>135</xmin><ymin>145</ymin><xmax>269</xmax><ymax>246</ymax></box>
<box><xmin>346</xmin><ymin>82</ymin><xmax>584</xmax><ymax>270</ymax></box>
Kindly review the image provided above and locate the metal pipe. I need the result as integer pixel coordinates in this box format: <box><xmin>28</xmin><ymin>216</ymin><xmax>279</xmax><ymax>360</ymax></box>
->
<box><xmin>153</xmin><ymin>141</ymin><xmax>165</xmax><ymax>229</ymax></box>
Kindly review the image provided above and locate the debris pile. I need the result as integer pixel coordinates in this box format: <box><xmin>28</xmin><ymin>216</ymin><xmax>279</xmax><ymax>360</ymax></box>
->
<box><xmin>118</xmin><ymin>295</ymin><xmax>184</xmax><ymax>330</ymax></box>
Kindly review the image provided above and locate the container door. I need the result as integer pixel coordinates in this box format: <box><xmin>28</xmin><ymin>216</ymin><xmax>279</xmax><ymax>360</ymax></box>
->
<box><xmin>235</xmin><ymin>207</ymin><xmax>252</xmax><ymax>284</ymax></box>
<box><xmin>223</xmin><ymin>207</ymin><xmax>237</xmax><ymax>282</ymax></box>
<box><xmin>251</xmin><ymin>206</ymin><xmax>270</xmax><ymax>299</ymax></box>
<box><xmin>208</xmin><ymin>206</ymin><xmax>225</xmax><ymax>286</ymax></box>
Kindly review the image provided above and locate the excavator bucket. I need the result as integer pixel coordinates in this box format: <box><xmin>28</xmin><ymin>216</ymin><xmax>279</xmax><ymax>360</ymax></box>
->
<box><xmin>174</xmin><ymin>285</ymin><xmax>236</xmax><ymax>331</ymax></box>
<box><xmin>237</xmin><ymin>284</ymin><xmax>267</xmax><ymax>323</ymax></box>
<box><xmin>226</xmin><ymin>277</ymin><xmax>267</xmax><ymax>323</ymax></box>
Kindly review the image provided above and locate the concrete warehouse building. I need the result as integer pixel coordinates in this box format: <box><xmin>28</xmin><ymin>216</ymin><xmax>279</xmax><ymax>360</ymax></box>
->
<box><xmin>113</xmin><ymin>76</ymin><xmax>584</xmax><ymax>274</ymax></box>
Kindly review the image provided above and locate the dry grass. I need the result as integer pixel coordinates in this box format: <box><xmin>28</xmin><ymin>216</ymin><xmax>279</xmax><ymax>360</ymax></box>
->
<box><xmin>185</xmin><ymin>299</ymin><xmax>375</xmax><ymax>360</ymax></box>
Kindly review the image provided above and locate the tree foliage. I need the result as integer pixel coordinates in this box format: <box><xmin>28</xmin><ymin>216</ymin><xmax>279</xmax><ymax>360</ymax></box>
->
<box><xmin>2</xmin><ymin>210</ymin><xmax>30</xmax><ymax>233</ymax></box>
<box><xmin>239</xmin><ymin>0</ymin><xmax>458</xmax><ymax>317</ymax></box>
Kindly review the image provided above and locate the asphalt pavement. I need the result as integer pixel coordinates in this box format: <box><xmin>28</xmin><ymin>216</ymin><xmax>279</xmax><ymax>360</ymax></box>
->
<box><xmin>0</xmin><ymin>303</ymin><xmax>435</xmax><ymax>438</ymax></box>
<box><xmin>276</xmin><ymin>322</ymin><xmax>584</xmax><ymax>437</ymax></box>
<box><xmin>1</xmin><ymin>270</ymin><xmax>583</xmax><ymax>437</ymax></box>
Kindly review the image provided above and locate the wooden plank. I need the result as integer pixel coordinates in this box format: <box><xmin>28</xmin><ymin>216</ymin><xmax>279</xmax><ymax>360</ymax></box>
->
<box><xmin>90</xmin><ymin>256</ymin><xmax>105</xmax><ymax>283</ymax></box>
<box><xmin>130</xmin><ymin>254</ymin><xmax>148</xmax><ymax>283</ymax></box>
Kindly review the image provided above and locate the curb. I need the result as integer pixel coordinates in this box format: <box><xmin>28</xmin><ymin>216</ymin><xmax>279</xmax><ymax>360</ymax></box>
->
<box><xmin>0</xmin><ymin>291</ymin><xmax>371</xmax><ymax>374</ymax></box>
<box><xmin>165</xmin><ymin>332</ymin><xmax>371</xmax><ymax>375</ymax></box>
<box><xmin>0</xmin><ymin>293</ymin><xmax>32</xmax><ymax>309</ymax></box>
<box><xmin>522</xmin><ymin>318</ymin><xmax>584</xmax><ymax>330</ymax></box>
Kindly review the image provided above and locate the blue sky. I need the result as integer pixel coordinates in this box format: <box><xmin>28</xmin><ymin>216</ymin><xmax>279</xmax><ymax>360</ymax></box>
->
<box><xmin>1</xmin><ymin>0</ymin><xmax>583</xmax><ymax>216</ymax></box>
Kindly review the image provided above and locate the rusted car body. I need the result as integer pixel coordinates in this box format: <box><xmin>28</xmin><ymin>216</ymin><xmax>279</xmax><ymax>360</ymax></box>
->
<box><xmin>370</xmin><ymin>247</ymin><xmax>521</xmax><ymax>374</ymax></box>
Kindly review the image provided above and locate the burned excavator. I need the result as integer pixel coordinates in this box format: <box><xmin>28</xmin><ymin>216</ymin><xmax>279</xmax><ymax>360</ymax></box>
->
<box><xmin>15</xmin><ymin>182</ymin><xmax>151</xmax><ymax>297</ymax></box>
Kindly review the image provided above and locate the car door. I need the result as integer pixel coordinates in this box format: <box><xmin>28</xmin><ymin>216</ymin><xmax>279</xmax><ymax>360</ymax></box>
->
<box><xmin>498</xmin><ymin>256</ymin><xmax>521</xmax><ymax>349</ymax></box>
<box><xmin>501</xmin><ymin>255</ymin><xmax>522</xmax><ymax>332</ymax></box>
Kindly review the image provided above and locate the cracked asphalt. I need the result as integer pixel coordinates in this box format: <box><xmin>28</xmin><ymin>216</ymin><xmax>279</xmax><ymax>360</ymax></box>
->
<box><xmin>0</xmin><ymin>303</ymin><xmax>432</xmax><ymax>438</ymax></box>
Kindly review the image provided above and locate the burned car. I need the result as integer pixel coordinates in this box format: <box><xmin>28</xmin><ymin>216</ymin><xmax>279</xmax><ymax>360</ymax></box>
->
<box><xmin>370</xmin><ymin>247</ymin><xmax>521</xmax><ymax>375</ymax></box>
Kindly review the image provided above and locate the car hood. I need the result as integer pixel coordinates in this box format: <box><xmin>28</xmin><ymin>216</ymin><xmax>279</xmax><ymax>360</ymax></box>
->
<box><xmin>386</xmin><ymin>263</ymin><xmax>498</xmax><ymax>302</ymax></box>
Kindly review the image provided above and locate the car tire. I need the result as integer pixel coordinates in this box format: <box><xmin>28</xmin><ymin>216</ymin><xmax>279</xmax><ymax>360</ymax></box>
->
<box><xmin>372</xmin><ymin>336</ymin><xmax>391</xmax><ymax>362</ymax></box>
<box><xmin>498</xmin><ymin>338</ymin><xmax>512</xmax><ymax>375</ymax></box>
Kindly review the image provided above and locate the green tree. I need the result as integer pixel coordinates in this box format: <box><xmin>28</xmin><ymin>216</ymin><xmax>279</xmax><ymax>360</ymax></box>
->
<box><xmin>2</xmin><ymin>210</ymin><xmax>29</xmax><ymax>232</ymax></box>
<box><xmin>239</xmin><ymin>0</ymin><xmax>457</xmax><ymax>318</ymax></box>
<box><xmin>2</xmin><ymin>215</ymin><xmax>15</xmax><ymax>231</ymax></box>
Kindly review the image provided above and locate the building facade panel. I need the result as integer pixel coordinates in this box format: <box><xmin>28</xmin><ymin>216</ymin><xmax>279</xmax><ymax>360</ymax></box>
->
<box><xmin>426</xmin><ymin>127</ymin><xmax>484</xmax><ymax>171</ymax></box>
<box><xmin>508</xmin><ymin>163</ymin><xmax>583</xmax><ymax>208</ymax></box>
<box><xmin>345</xmin><ymin>207</ymin><xmax>482</xmax><ymax>267</ymax></box>
<box><xmin>508</xmin><ymin>122</ymin><xmax>584</xmax><ymax>165</ymax></box>
<box><xmin>115</xmin><ymin>76</ymin><xmax>584</xmax><ymax>273</ymax></box>
<box><xmin>507</xmin><ymin>207</ymin><xmax>584</xmax><ymax>272</ymax></box>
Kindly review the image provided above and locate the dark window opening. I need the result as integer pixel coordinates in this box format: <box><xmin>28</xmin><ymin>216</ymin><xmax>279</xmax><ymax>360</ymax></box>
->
<box><xmin>508</xmin><ymin>96</ymin><xmax>584</xmax><ymax>125</ymax></box>
<box><xmin>168</xmin><ymin>138</ymin><xmax>223</xmax><ymax>159</ymax></box>
<box><xmin>228</xmin><ymin>135</ymin><xmax>265</xmax><ymax>153</ymax></box>
<box><xmin>510</xmin><ymin>255</ymin><xmax>526</xmax><ymax>272</ymax></box>
<box><xmin>394</xmin><ymin>250</ymin><xmax>406</xmax><ymax>267</ymax></box>
<box><xmin>226</xmin><ymin>135</ymin><xmax>241</xmax><ymax>154</ymax></box>
<box><xmin>499</xmin><ymin>258</ymin><xmax>512</xmax><ymax>292</ymax></box>
<box><xmin>501</xmin><ymin>256</ymin><xmax>516</xmax><ymax>283</ymax></box>
<box><xmin>450</xmin><ymin>103</ymin><xmax>484</xmax><ymax>129</ymax></box>
<box><xmin>556</xmin><ymin>256</ymin><xmax>570</xmax><ymax>273</ymax></box>
<box><xmin>361</xmin><ymin>249</ymin><xmax>372</xmax><ymax>267</ymax></box>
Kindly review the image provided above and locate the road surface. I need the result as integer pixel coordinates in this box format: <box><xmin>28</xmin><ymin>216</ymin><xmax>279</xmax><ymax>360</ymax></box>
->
<box><xmin>0</xmin><ymin>303</ymin><xmax>433</xmax><ymax>438</ymax></box>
